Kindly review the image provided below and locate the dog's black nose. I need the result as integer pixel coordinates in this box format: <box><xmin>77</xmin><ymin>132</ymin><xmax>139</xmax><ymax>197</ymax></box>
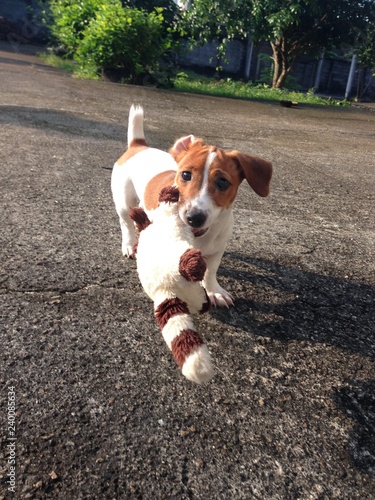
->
<box><xmin>186</xmin><ymin>210</ymin><xmax>207</xmax><ymax>228</ymax></box>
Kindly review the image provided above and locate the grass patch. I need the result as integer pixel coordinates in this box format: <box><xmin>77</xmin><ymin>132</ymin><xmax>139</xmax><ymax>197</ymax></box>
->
<box><xmin>173</xmin><ymin>71</ymin><xmax>350</xmax><ymax>107</ymax></box>
<box><xmin>38</xmin><ymin>54</ymin><xmax>349</xmax><ymax>107</ymax></box>
<box><xmin>38</xmin><ymin>53</ymin><xmax>100</xmax><ymax>80</ymax></box>
<box><xmin>39</xmin><ymin>53</ymin><xmax>76</xmax><ymax>73</ymax></box>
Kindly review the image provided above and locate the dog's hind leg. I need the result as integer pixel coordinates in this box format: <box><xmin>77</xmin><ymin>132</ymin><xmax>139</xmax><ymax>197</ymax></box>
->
<box><xmin>119</xmin><ymin>213</ymin><xmax>136</xmax><ymax>257</ymax></box>
<box><xmin>111</xmin><ymin>168</ymin><xmax>139</xmax><ymax>258</ymax></box>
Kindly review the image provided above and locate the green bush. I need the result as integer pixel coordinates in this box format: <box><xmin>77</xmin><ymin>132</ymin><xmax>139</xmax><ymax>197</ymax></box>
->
<box><xmin>75</xmin><ymin>2</ymin><xmax>168</xmax><ymax>82</ymax></box>
<box><xmin>48</xmin><ymin>0</ymin><xmax>103</xmax><ymax>56</ymax></box>
<box><xmin>47</xmin><ymin>0</ymin><xmax>173</xmax><ymax>84</ymax></box>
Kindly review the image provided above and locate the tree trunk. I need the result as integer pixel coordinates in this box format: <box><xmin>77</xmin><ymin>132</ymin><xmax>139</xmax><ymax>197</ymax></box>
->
<box><xmin>270</xmin><ymin>40</ymin><xmax>293</xmax><ymax>89</ymax></box>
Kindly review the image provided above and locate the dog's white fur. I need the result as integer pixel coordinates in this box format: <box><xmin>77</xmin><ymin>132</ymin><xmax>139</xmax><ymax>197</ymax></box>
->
<box><xmin>111</xmin><ymin>105</ymin><xmax>272</xmax><ymax>307</ymax></box>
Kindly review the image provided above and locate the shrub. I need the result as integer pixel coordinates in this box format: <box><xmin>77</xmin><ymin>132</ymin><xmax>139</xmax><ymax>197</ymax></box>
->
<box><xmin>48</xmin><ymin>0</ymin><xmax>103</xmax><ymax>56</ymax></box>
<box><xmin>74</xmin><ymin>2</ymin><xmax>169</xmax><ymax>83</ymax></box>
<box><xmin>45</xmin><ymin>0</ymin><xmax>174</xmax><ymax>84</ymax></box>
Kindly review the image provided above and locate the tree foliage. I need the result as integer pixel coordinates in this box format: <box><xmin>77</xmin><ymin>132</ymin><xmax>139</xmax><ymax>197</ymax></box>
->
<box><xmin>179</xmin><ymin>0</ymin><xmax>251</xmax><ymax>55</ymax></box>
<box><xmin>181</xmin><ymin>0</ymin><xmax>374</xmax><ymax>88</ymax></box>
<box><xmin>354</xmin><ymin>2</ymin><xmax>375</xmax><ymax>72</ymax></box>
<box><xmin>123</xmin><ymin>0</ymin><xmax>179</xmax><ymax>26</ymax></box>
<box><xmin>253</xmin><ymin>0</ymin><xmax>371</xmax><ymax>87</ymax></box>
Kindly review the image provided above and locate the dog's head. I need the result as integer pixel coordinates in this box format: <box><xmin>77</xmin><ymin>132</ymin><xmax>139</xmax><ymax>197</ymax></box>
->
<box><xmin>169</xmin><ymin>136</ymin><xmax>273</xmax><ymax>237</ymax></box>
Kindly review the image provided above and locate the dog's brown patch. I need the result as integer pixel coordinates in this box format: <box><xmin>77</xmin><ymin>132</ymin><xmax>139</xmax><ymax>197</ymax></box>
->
<box><xmin>208</xmin><ymin>150</ymin><xmax>244</xmax><ymax>208</ymax></box>
<box><xmin>174</xmin><ymin>141</ymin><xmax>212</xmax><ymax>203</ymax></box>
<box><xmin>117</xmin><ymin>139</ymin><xmax>148</xmax><ymax>165</ymax></box>
<box><xmin>144</xmin><ymin>171</ymin><xmax>176</xmax><ymax>211</ymax></box>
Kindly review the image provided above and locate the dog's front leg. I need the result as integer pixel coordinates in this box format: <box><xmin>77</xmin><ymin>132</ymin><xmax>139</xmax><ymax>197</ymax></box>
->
<box><xmin>203</xmin><ymin>251</ymin><xmax>234</xmax><ymax>308</ymax></box>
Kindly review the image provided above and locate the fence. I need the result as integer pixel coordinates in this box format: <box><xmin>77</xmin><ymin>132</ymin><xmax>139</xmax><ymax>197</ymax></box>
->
<box><xmin>179</xmin><ymin>39</ymin><xmax>375</xmax><ymax>101</ymax></box>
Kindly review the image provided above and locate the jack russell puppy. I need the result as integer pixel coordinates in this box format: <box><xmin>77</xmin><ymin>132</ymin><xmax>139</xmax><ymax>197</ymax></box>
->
<box><xmin>111</xmin><ymin>105</ymin><xmax>272</xmax><ymax>307</ymax></box>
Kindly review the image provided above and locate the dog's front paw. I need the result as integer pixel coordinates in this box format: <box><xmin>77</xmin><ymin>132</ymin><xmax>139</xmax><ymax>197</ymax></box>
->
<box><xmin>207</xmin><ymin>286</ymin><xmax>234</xmax><ymax>308</ymax></box>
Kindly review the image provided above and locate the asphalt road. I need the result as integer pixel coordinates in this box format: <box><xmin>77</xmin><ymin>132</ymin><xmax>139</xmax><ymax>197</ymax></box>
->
<box><xmin>1</xmin><ymin>42</ymin><xmax>375</xmax><ymax>499</ymax></box>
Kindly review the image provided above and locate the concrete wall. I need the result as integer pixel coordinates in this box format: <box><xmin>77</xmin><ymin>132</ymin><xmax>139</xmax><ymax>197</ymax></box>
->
<box><xmin>0</xmin><ymin>0</ymin><xmax>46</xmax><ymax>43</ymax></box>
<box><xmin>0</xmin><ymin>0</ymin><xmax>29</xmax><ymax>23</ymax></box>
<box><xmin>179</xmin><ymin>39</ymin><xmax>246</xmax><ymax>74</ymax></box>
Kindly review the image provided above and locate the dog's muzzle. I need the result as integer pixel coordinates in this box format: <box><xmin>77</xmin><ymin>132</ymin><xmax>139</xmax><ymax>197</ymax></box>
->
<box><xmin>192</xmin><ymin>227</ymin><xmax>209</xmax><ymax>237</ymax></box>
<box><xmin>186</xmin><ymin>209</ymin><xmax>207</xmax><ymax>229</ymax></box>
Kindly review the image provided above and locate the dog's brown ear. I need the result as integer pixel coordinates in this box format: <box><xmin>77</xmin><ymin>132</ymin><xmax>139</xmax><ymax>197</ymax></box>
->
<box><xmin>228</xmin><ymin>151</ymin><xmax>272</xmax><ymax>197</ymax></box>
<box><xmin>169</xmin><ymin>135</ymin><xmax>195</xmax><ymax>159</ymax></box>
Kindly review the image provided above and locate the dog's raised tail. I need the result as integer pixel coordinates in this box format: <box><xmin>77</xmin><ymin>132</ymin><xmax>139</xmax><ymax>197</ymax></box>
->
<box><xmin>154</xmin><ymin>296</ymin><xmax>214</xmax><ymax>384</ymax></box>
<box><xmin>128</xmin><ymin>104</ymin><xmax>146</xmax><ymax>147</ymax></box>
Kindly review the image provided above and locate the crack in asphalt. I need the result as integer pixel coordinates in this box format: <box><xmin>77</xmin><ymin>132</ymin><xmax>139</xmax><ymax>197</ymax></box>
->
<box><xmin>0</xmin><ymin>283</ymin><xmax>131</xmax><ymax>296</ymax></box>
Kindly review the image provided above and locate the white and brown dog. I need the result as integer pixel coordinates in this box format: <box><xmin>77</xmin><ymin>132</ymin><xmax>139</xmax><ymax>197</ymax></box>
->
<box><xmin>111</xmin><ymin>105</ymin><xmax>272</xmax><ymax>307</ymax></box>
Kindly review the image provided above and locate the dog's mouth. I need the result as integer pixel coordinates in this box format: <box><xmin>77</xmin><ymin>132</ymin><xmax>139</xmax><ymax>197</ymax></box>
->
<box><xmin>192</xmin><ymin>227</ymin><xmax>209</xmax><ymax>238</ymax></box>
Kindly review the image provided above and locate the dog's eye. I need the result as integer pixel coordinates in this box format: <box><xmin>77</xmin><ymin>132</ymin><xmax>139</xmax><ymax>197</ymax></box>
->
<box><xmin>217</xmin><ymin>177</ymin><xmax>230</xmax><ymax>191</ymax></box>
<box><xmin>181</xmin><ymin>171</ymin><xmax>192</xmax><ymax>182</ymax></box>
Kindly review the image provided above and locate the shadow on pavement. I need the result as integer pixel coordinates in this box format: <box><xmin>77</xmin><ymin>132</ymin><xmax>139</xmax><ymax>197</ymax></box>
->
<box><xmin>333</xmin><ymin>380</ymin><xmax>375</xmax><ymax>477</ymax></box>
<box><xmin>214</xmin><ymin>253</ymin><xmax>375</xmax><ymax>358</ymax></box>
<box><xmin>213</xmin><ymin>254</ymin><xmax>375</xmax><ymax>477</ymax></box>
<box><xmin>0</xmin><ymin>105</ymin><xmax>126</xmax><ymax>140</ymax></box>
<box><xmin>0</xmin><ymin>55</ymin><xmax>57</xmax><ymax>71</ymax></box>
